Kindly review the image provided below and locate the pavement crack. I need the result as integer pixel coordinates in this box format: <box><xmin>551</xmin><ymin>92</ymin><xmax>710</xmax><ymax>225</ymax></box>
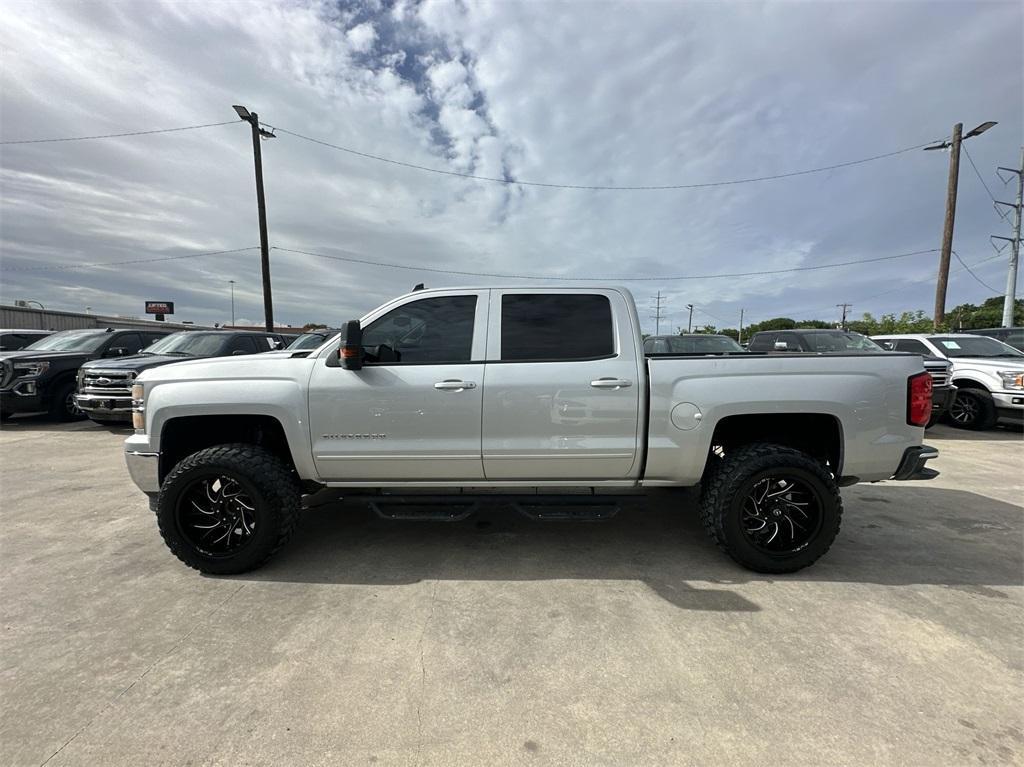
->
<box><xmin>38</xmin><ymin>583</ymin><xmax>246</xmax><ymax>767</ymax></box>
<box><xmin>415</xmin><ymin>580</ymin><xmax>440</xmax><ymax>766</ymax></box>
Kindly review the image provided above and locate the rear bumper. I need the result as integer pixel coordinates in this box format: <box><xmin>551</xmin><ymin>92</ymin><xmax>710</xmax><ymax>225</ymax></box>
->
<box><xmin>891</xmin><ymin>444</ymin><xmax>939</xmax><ymax>481</ymax></box>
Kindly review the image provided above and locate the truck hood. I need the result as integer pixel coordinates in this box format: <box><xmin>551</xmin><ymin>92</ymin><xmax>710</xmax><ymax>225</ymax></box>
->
<box><xmin>80</xmin><ymin>354</ymin><xmax>211</xmax><ymax>373</ymax></box>
<box><xmin>0</xmin><ymin>350</ymin><xmax>91</xmax><ymax>364</ymax></box>
<box><xmin>947</xmin><ymin>356</ymin><xmax>1024</xmax><ymax>371</ymax></box>
<box><xmin>135</xmin><ymin>350</ymin><xmax>303</xmax><ymax>383</ymax></box>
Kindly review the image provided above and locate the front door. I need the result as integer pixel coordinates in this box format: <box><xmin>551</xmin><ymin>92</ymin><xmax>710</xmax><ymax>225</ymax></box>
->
<box><xmin>307</xmin><ymin>291</ymin><xmax>488</xmax><ymax>481</ymax></box>
<box><xmin>481</xmin><ymin>290</ymin><xmax>642</xmax><ymax>480</ymax></box>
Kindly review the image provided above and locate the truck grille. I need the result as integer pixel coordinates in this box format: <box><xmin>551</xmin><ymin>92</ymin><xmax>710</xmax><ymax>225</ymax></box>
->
<box><xmin>79</xmin><ymin>369</ymin><xmax>135</xmax><ymax>397</ymax></box>
<box><xmin>0</xmin><ymin>360</ymin><xmax>11</xmax><ymax>390</ymax></box>
<box><xmin>929</xmin><ymin>371</ymin><xmax>951</xmax><ymax>388</ymax></box>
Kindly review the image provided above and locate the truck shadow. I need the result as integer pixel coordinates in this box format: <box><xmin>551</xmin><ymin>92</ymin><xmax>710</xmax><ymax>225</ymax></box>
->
<box><xmin>238</xmin><ymin>485</ymin><xmax>1022</xmax><ymax>611</ymax></box>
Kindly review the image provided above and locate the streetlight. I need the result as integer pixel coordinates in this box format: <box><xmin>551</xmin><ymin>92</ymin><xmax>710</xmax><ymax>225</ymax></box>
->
<box><xmin>228</xmin><ymin>280</ymin><xmax>236</xmax><ymax>326</ymax></box>
<box><xmin>232</xmin><ymin>105</ymin><xmax>276</xmax><ymax>332</ymax></box>
<box><xmin>924</xmin><ymin>120</ymin><xmax>997</xmax><ymax>328</ymax></box>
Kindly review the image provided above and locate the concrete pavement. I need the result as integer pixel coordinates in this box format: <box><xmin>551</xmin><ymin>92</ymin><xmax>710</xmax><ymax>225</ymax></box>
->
<box><xmin>1</xmin><ymin>418</ymin><xmax>1021</xmax><ymax>766</ymax></box>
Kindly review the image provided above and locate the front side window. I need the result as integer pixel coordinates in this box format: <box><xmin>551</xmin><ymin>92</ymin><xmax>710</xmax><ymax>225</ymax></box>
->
<box><xmin>500</xmin><ymin>294</ymin><xmax>615</xmax><ymax>362</ymax></box>
<box><xmin>227</xmin><ymin>336</ymin><xmax>259</xmax><ymax>354</ymax></box>
<box><xmin>362</xmin><ymin>295</ymin><xmax>477</xmax><ymax>364</ymax></box>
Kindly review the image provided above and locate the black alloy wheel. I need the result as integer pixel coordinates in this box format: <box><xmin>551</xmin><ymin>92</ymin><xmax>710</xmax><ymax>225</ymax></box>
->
<box><xmin>177</xmin><ymin>475</ymin><xmax>259</xmax><ymax>557</ymax></box>
<box><xmin>740</xmin><ymin>474</ymin><xmax>823</xmax><ymax>555</ymax></box>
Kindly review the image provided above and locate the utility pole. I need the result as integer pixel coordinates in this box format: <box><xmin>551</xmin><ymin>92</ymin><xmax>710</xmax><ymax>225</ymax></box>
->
<box><xmin>686</xmin><ymin>304</ymin><xmax>694</xmax><ymax>333</ymax></box>
<box><xmin>651</xmin><ymin>291</ymin><xmax>666</xmax><ymax>335</ymax></box>
<box><xmin>925</xmin><ymin>121</ymin><xmax>997</xmax><ymax>330</ymax></box>
<box><xmin>228</xmin><ymin>280</ymin><xmax>236</xmax><ymax>326</ymax></box>
<box><xmin>836</xmin><ymin>303</ymin><xmax>852</xmax><ymax>330</ymax></box>
<box><xmin>994</xmin><ymin>147</ymin><xmax>1023</xmax><ymax>328</ymax></box>
<box><xmin>233</xmin><ymin>105</ymin><xmax>276</xmax><ymax>332</ymax></box>
<box><xmin>738</xmin><ymin>308</ymin><xmax>744</xmax><ymax>344</ymax></box>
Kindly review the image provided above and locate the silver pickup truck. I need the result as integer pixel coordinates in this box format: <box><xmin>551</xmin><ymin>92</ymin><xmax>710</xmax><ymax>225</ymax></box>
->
<box><xmin>125</xmin><ymin>286</ymin><xmax>937</xmax><ymax>575</ymax></box>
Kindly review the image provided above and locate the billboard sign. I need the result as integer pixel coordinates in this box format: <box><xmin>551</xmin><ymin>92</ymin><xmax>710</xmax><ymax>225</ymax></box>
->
<box><xmin>145</xmin><ymin>301</ymin><xmax>175</xmax><ymax>315</ymax></box>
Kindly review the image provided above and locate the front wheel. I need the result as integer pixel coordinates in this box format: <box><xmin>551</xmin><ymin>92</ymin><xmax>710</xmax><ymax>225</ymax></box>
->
<box><xmin>156</xmin><ymin>444</ymin><xmax>301</xmax><ymax>574</ymax></box>
<box><xmin>947</xmin><ymin>389</ymin><xmax>997</xmax><ymax>430</ymax></box>
<box><xmin>50</xmin><ymin>381</ymin><xmax>85</xmax><ymax>422</ymax></box>
<box><xmin>700</xmin><ymin>443</ymin><xmax>842</xmax><ymax>573</ymax></box>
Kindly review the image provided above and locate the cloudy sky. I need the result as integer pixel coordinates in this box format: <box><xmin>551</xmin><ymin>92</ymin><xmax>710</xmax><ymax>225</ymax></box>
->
<box><xmin>1</xmin><ymin>0</ymin><xmax>1021</xmax><ymax>332</ymax></box>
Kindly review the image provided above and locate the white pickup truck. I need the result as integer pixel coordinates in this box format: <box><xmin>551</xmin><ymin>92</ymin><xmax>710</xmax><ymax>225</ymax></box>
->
<box><xmin>125</xmin><ymin>286</ymin><xmax>938</xmax><ymax>575</ymax></box>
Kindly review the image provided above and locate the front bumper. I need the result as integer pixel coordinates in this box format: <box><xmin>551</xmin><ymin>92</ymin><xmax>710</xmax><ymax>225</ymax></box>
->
<box><xmin>932</xmin><ymin>385</ymin><xmax>956</xmax><ymax>415</ymax></box>
<box><xmin>74</xmin><ymin>393</ymin><xmax>132</xmax><ymax>421</ymax></box>
<box><xmin>992</xmin><ymin>391</ymin><xmax>1024</xmax><ymax>417</ymax></box>
<box><xmin>126</xmin><ymin>432</ymin><xmax>160</xmax><ymax>493</ymax></box>
<box><xmin>892</xmin><ymin>444</ymin><xmax>939</xmax><ymax>481</ymax></box>
<box><xmin>0</xmin><ymin>387</ymin><xmax>45</xmax><ymax>414</ymax></box>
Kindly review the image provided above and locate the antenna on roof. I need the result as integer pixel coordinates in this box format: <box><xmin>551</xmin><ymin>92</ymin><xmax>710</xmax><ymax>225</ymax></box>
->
<box><xmin>413</xmin><ymin>283</ymin><xmax>425</xmax><ymax>291</ymax></box>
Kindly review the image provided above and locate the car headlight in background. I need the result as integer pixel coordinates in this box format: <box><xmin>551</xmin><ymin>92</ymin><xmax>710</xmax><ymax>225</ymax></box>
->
<box><xmin>13</xmin><ymin>361</ymin><xmax>49</xmax><ymax>378</ymax></box>
<box><xmin>131</xmin><ymin>382</ymin><xmax>145</xmax><ymax>430</ymax></box>
<box><xmin>998</xmin><ymin>371</ymin><xmax>1024</xmax><ymax>390</ymax></box>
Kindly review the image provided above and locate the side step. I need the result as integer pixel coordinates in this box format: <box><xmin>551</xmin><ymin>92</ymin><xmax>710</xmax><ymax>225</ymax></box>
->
<box><xmin>365</xmin><ymin>494</ymin><xmax>627</xmax><ymax>522</ymax></box>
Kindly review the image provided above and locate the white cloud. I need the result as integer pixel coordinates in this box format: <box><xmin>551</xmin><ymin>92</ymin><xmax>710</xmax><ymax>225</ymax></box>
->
<box><xmin>0</xmin><ymin>0</ymin><xmax>1020</xmax><ymax>332</ymax></box>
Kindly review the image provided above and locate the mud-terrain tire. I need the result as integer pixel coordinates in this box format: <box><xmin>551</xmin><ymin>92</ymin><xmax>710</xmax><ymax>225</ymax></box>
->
<box><xmin>699</xmin><ymin>443</ymin><xmax>842</xmax><ymax>574</ymax></box>
<box><xmin>156</xmin><ymin>443</ymin><xmax>301</xmax><ymax>574</ymax></box>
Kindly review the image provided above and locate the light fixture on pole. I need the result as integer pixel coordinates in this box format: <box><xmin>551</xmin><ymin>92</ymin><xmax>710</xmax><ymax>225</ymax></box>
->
<box><xmin>924</xmin><ymin>120</ymin><xmax>997</xmax><ymax>329</ymax></box>
<box><xmin>232</xmin><ymin>105</ymin><xmax>276</xmax><ymax>332</ymax></box>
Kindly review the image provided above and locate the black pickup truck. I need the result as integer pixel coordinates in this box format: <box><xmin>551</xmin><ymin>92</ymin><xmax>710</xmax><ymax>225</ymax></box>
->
<box><xmin>75</xmin><ymin>330</ymin><xmax>286</xmax><ymax>424</ymax></box>
<box><xmin>0</xmin><ymin>328</ymin><xmax>170</xmax><ymax>421</ymax></box>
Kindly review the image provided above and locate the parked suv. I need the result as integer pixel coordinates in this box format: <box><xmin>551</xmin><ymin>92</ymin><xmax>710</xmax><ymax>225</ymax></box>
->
<box><xmin>644</xmin><ymin>334</ymin><xmax>745</xmax><ymax>354</ymax></box>
<box><xmin>76</xmin><ymin>330</ymin><xmax>287</xmax><ymax>424</ymax></box>
<box><xmin>748</xmin><ymin>329</ymin><xmax>956</xmax><ymax>424</ymax></box>
<box><xmin>873</xmin><ymin>334</ymin><xmax>1024</xmax><ymax>430</ymax></box>
<box><xmin>0</xmin><ymin>329</ymin><xmax>53</xmax><ymax>351</ymax></box>
<box><xmin>0</xmin><ymin>328</ymin><xmax>170</xmax><ymax>421</ymax></box>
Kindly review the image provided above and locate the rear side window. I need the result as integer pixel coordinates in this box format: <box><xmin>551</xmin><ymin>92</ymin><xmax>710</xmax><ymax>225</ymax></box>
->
<box><xmin>500</xmin><ymin>294</ymin><xmax>614</xmax><ymax>361</ymax></box>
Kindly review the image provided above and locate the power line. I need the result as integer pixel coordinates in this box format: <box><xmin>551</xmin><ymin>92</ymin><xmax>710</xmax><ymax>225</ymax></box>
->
<box><xmin>275</xmin><ymin>126</ymin><xmax>940</xmax><ymax>191</ymax></box>
<box><xmin>0</xmin><ymin>246</ymin><xmax>260</xmax><ymax>272</ymax></box>
<box><xmin>273</xmin><ymin>245</ymin><xmax>939</xmax><ymax>282</ymax></box>
<box><xmin>961</xmin><ymin>143</ymin><xmax>998</xmax><ymax>204</ymax></box>
<box><xmin>0</xmin><ymin>121</ymin><xmax>238</xmax><ymax>145</ymax></box>
<box><xmin>952</xmin><ymin>249</ymin><xmax>1000</xmax><ymax>293</ymax></box>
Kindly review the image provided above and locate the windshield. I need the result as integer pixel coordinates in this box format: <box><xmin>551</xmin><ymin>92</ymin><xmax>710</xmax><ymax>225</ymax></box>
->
<box><xmin>931</xmin><ymin>336</ymin><xmax>1024</xmax><ymax>359</ymax></box>
<box><xmin>23</xmin><ymin>329</ymin><xmax>109</xmax><ymax>352</ymax></box>
<box><xmin>803</xmin><ymin>332</ymin><xmax>884</xmax><ymax>353</ymax></box>
<box><xmin>287</xmin><ymin>332</ymin><xmax>335</xmax><ymax>350</ymax></box>
<box><xmin>646</xmin><ymin>335</ymin><xmax>745</xmax><ymax>354</ymax></box>
<box><xmin>144</xmin><ymin>332</ymin><xmax>228</xmax><ymax>356</ymax></box>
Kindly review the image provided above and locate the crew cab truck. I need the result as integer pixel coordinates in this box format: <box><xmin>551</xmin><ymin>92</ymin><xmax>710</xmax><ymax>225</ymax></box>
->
<box><xmin>125</xmin><ymin>287</ymin><xmax>938</xmax><ymax>575</ymax></box>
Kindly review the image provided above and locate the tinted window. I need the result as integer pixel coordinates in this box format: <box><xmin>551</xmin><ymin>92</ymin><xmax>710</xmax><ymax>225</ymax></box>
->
<box><xmin>802</xmin><ymin>331</ymin><xmax>883</xmax><ymax>353</ymax></box>
<box><xmin>227</xmin><ymin>335</ymin><xmax>259</xmax><ymax>354</ymax></box>
<box><xmin>113</xmin><ymin>333</ymin><xmax>143</xmax><ymax>353</ymax></box>
<box><xmin>894</xmin><ymin>339</ymin><xmax>932</xmax><ymax>356</ymax></box>
<box><xmin>500</xmin><ymin>294</ymin><xmax>614</xmax><ymax>361</ymax></box>
<box><xmin>362</xmin><ymin>295</ymin><xmax>477</xmax><ymax>363</ymax></box>
<box><xmin>747</xmin><ymin>332</ymin><xmax>776</xmax><ymax>351</ymax></box>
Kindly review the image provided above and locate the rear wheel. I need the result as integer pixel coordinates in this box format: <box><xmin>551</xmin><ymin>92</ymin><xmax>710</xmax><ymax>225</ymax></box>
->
<box><xmin>156</xmin><ymin>444</ymin><xmax>301</xmax><ymax>574</ymax></box>
<box><xmin>700</xmin><ymin>443</ymin><xmax>842</xmax><ymax>573</ymax></box>
<box><xmin>50</xmin><ymin>381</ymin><xmax>85</xmax><ymax>422</ymax></box>
<box><xmin>948</xmin><ymin>389</ymin><xmax>997</xmax><ymax>430</ymax></box>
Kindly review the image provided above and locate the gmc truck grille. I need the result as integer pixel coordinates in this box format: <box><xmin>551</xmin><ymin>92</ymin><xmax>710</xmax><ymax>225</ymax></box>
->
<box><xmin>0</xmin><ymin>360</ymin><xmax>11</xmax><ymax>390</ymax></box>
<box><xmin>80</xmin><ymin>370</ymin><xmax>135</xmax><ymax>396</ymax></box>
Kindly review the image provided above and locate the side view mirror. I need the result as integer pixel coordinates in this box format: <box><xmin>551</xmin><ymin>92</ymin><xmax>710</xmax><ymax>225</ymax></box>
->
<box><xmin>340</xmin><ymin>319</ymin><xmax>363</xmax><ymax>370</ymax></box>
<box><xmin>774</xmin><ymin>341</ymin><xmax>789</xmax><ymax>351</ymax></box>
<box><xmin>107</xmin><ymin>346</ymin><xmax>128</xmax><ymax>357</ymax></box>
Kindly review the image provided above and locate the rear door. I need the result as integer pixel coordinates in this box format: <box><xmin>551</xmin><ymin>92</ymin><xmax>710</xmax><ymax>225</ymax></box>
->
<box><xmin>481</xmin><ymin>289</ymin><xmax>642</xmax><ymax>480</ymax></box>
<box><xmin>307</xmin><ymin>290</ymin><xmax>488</xmax><ymax>481</ymax></box>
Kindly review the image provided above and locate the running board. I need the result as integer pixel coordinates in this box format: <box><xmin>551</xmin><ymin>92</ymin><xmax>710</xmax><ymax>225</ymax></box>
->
<box><xmin>365</xmin><ymin>494</ymin><xmax>627</xmax><ymax>522</ymax></box>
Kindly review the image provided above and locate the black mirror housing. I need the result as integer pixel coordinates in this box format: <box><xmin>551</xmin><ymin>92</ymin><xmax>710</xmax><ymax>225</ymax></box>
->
<box><xmin>341</xmin><ymin>320</ymin><xmax>363</xmax><ymax>370</ymax></box>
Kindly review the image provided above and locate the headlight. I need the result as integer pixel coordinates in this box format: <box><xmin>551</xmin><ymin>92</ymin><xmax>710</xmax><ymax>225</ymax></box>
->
<box><xmin>998</xmin><ymin>371</ymin><xmax>1024</xmax><ymax>390</ymax></box>
<box><xmin>131</xmin><ymin>383</ymin><xmax>145</xmax><ymax>430</ymax></box>
<box><xmin>13</xmin><ymin>361</ymin><xmax>49</xmax><ymax>378</ymax></box>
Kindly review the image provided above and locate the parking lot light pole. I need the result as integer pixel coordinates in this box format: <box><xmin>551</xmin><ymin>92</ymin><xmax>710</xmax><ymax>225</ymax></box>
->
<box><xmin>228</xmin><ymin>280</ymin><xmax>236</xmax><ymax>326</ymax></box>
<box><xmin>233</xmin><ymin>105</ymin><xmax>275</xmax><ymax>332</ymax></box>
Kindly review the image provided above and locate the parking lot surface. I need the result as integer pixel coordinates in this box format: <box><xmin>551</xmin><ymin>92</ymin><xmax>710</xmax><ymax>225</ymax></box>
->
<box><xmin>1</xmin><ymin>418</ymin><xmax>1022</xmax><ymax>766</ymax></box>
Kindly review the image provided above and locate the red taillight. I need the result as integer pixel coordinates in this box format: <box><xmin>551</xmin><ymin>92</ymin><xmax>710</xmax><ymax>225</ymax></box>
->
<box><xmin>907</xmin><ymin>372</ymin><xmax>932</xmax><ymax>427</ymax></box>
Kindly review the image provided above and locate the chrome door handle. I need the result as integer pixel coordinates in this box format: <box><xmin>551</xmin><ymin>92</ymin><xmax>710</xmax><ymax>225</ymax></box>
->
<box><xmin>590</xmin><ymin>378</ymin><xmax>632</xmax><ymax>389</ymax></box>
<box><xmin>434</xmin><ymin>380</ymin><xmax>476</xmax><ymax>391</ymax></box>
